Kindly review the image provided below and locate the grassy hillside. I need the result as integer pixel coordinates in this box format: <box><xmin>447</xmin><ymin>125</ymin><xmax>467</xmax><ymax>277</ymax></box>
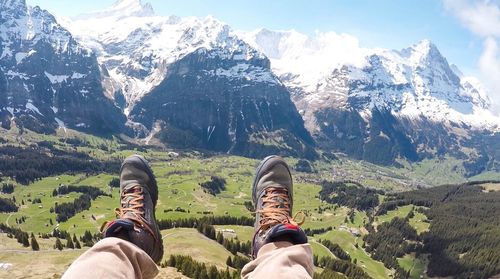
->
<box><xmin>1</xmin><ymin>128</ymin><xmax>499</xmax><ymax>278</ymax></box>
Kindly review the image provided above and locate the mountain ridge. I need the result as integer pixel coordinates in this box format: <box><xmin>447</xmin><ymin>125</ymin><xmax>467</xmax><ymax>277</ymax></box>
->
<box><xmin>1</xmin><ymin>0</ymin><xmax>499</xmax><ymax>172</ymax></box>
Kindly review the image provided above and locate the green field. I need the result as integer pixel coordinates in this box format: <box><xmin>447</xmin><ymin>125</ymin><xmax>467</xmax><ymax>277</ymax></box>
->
<box><xmin>375</xmin><ymin>205</ymin><xmax>430</xmax><ymax>234</ymax></box>
<box><xmin>315</xmin><ymin>230</ymin><xmax>391</xmax><ymax>279</ymax></box>
<box><xmin>397</xmin><ymin>254</ymin><xmax>426</xmax><ymax>279</ymax></box>
<box><xmin>0</xmin><ymin>127</ymin><xmax>461</xmax><ymax>278</ymax></box>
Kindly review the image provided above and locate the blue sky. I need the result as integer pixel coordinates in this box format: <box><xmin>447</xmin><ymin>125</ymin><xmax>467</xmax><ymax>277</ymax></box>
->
<box><xmin>26</xmin><ymin>0</ymin><xmax>485</xmax><ymax>76</ymax></box>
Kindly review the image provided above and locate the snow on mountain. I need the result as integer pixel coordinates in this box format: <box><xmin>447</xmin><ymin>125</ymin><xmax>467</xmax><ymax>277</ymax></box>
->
<box><xmin>0</xmin><ymin>0</ymin><xmax>89</xmax><ymax>60</ymax></box>
<box><xmin>240</xmin><ymin>29</ymin><xmax>500</xmax><ymax>132</ymax></box>
<box><xmin>0</xmin><ymin>0</ymin><xmax>125</xmax><ymax>133</ymax></box>
<box><xmin>61</xmin><ymin>0</ymin><xmax>272</xmax><ymax>114</ymax></box>
<box><xmin>239</xmin><ymin>28</ymin><xmax>371</xmax><ymax>93</ymax></box>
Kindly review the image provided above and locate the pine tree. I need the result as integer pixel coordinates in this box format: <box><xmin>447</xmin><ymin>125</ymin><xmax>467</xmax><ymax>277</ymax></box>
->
<box><xmin>66</xmin><ymin>235</ymin><xmax>74</xmax><ymax>249</ymax></box>
<box><xmin>226</xmin><ymin>256</ymin><xmax>233</xmax><ymax>267</ymax></box>
<box><xmin>167</xmin><ymin>255</ymin><xmax>176</xmax><ymax>267</ymax></box>
<box><xmin>216</xmin><ymin>232</ymin><xmax>224</xmax><ymax>244</ymax></box>
<box><xmin>30</xmin><ymin>233</ymin><xmax>40</xmax><ymax>251</ymax></box>
<box><xmin>75</xmin><ymin>239</ymin><xmax>82</xmax><ymax>249</ymax></box>
<box><xmin>55</xmin><ymin>238</ymin><xmax>63</xmax><ymax>250</ymax></box>
<box><xmin>208</xmin><ymin>266</ymin><xmax>218</xmax><ymax>279</ymax></box>
<box><xmin>22</xmin><ymin>233</ymin><xmax>29</xmax><ymax>247</ymax></box>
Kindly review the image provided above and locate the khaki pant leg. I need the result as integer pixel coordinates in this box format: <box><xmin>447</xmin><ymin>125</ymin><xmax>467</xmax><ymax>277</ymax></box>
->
<box><xmin>62</xmin><ymin>237</ymin><xmax>159</xmax><ymax>279</ymax></box>
<box><xmin>241</xmin><ymin>241</ymin><xmax>314</xmax><ymax>279</ymax></box>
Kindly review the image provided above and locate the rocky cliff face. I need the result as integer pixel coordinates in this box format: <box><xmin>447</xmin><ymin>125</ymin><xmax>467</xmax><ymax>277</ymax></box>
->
<box><xmin>130</xmin><ymin>41</ymin><xmax>315</xmax><ymax>158</ymax></box>
<box><xmin>0</xmin><ymin>0</ymin><xmax>125</xmax><ymax>134</ymax></box>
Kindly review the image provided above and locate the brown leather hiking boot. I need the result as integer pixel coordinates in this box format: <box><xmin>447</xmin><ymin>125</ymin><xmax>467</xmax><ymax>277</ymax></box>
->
<box><xmin>251</xmin><ymin>155</ymin><xmax>307</xmax><ymax>258</ymax></box>
<box><xmin>101</xmin><ymin>154</ymin><xmax>164</xmax><ymax>263</ymax></box>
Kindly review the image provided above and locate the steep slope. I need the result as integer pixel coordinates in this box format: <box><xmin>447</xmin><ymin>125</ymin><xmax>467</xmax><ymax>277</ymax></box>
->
<box><xmin>63</xmin><ymin>0</ymin><xmax>315</xmax><ymax>157</ymax></box>
<box><xmin>0</xmin><ymin>0</ymin><xmax>125</xmax><ymax>134</ymax></box>
<box><xmin>242</xmin><ymin>29</ymin><xmax>500</xmax><ymax>170</ymax></box>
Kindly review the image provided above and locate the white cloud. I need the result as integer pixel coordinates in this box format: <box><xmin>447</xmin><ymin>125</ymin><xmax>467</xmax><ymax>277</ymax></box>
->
<box><xmin>479</xmin><ymin>38</ymin><xmax>500</xmax><ymax>112</ymax></box>
<box><xmin>444</xmin><ymin>0</ymin><xmax>500</xmax><ymax>115</ymax></box>
<box><xmin>444</xmin><ymin>0</ymin><xmax>500</xmax><ymax>37</ymax></box>
<box><xmin>239</xmin><ymin>29</ymin><xmax>371</xmax><ymax>92</ymax></box>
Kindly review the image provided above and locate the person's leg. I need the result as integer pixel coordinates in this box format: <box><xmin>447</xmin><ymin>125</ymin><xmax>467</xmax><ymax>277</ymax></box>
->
<box><xmin>242</xmin><ymin>155</ymin><xmax>314</xmax><ymax>279</ymax></box>
<box><xmin>241</xmin><ymin>241</ymin><xmax>314</xmax><ymax>279</ymax></box>
<box><xmin>62</xmin><ymin>237</ymin><xmax>158</xmax><ymax>279</ymax></box>
<box><xmin>62</xmin><ymin>155</ymin><xmax>164</xmax><ymax>279</ymax></box>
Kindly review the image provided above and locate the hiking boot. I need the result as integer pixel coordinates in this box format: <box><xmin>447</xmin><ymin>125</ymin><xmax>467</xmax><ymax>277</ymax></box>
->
<box><xmin>251</xmin><ymin>155</ymin><xmax>307</xmax><ymax>258</ymax></box>
<box><xmin>101</xmin><ymin>154</ymin><xmax>164</xmax><ymax>263</ymax></box>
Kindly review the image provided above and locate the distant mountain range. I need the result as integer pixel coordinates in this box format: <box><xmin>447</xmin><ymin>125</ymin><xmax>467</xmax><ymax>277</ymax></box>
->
<box><xmin>1</xmin><ymin>0</ymin><xmax>499</xmax><ymax>174</ymax></box>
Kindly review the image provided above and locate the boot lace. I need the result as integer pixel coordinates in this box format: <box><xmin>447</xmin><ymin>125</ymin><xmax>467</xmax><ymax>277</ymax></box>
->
<box><xmin>103</xmin><ymin>185</ymin><xmax>156</xmax><ymax>239</ymax></box>
<box><xmin>256</xmin><ymin>187</ymin><xmax>305</xmax><ymax>232</ymax></box>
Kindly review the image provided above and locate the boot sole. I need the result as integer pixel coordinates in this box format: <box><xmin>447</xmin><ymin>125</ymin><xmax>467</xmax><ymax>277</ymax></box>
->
<box><xmin>120</xmin><ymin>155</ymin><xmax>159</xmax><ymax>206</ymax></box>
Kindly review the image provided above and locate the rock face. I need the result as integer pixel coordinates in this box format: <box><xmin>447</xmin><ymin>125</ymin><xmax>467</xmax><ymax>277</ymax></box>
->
<box><xmin>130</xmin><ymin>47</ymin><xmax>315</xmax><ymax>157</ymax></box>
<box><xmin>0</xmin><ymin>0</ymin><xmax>125</xmax><ymax>134</ymax></box>
<box><xmin>63</xmin><ymin>1</ymin><xmax>315</xmax><ymax>157</ymax></box>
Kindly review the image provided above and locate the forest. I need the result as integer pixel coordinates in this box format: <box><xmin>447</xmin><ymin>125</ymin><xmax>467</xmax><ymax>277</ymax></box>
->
<box><xmin>51</xmin><ymin>185</ymin><xmax>111</xmax><ymax>222</ymax></box>
<box><xmin>200</xmin><ymin>176</ymin><xmax>227</xmax><ymax>195</ymax></box>
<box><xmin>319</xmin><ymin>180</ymin><xmax>383</xmax><ymax>211</ymax></box>
<box><xmin>0</xmin><ymin>146</ymin><xmax>119</xmax><ymax>184</ymax></box>
<box><xmin>0</xmin><ymin>197</ymin><xmax>18</xmax><ymax>213</ymax></box>
<box><xmin>378</xmin><ymin>182</ymin><xmax>500</xmax><ymax>278</ymax></box>
<box><xmin>363</xmin><ymin>217</ymin><xmax>420</xmax><ymax>270</ymax></box>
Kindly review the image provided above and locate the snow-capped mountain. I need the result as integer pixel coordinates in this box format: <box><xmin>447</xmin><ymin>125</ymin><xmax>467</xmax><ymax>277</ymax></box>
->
<box><xmin>240</xmin><ymin>29</ymin><xmax>499</xmax><ymax>132</ymax></box>
<box><xmin>60</xmin><ymin>0</ymin><xmax>314</xmax><ymax>157</ymax></box>
<box><xmin>0</xmin><ymin>0</ymin><xmax>124</xmax><ymax>133</ymax></box>
<box><xmin>62</xmin><ymin>1</ymin><xmax>275</xmax><ymax>112</ymax></box>
<box><xmin>241</xmin><ymin>29</ymin><xmax>500</xmax><ymax>169</ymax></box>
<box><xmin>2</xmin><ymin>0</ymin><xmax>499</xmax><ymax>172</ymax></box>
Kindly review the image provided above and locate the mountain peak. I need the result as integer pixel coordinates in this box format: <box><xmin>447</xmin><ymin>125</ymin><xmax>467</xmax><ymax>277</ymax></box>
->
<box><xmin>414</xmin><ymin>39</ymin><xmax>433</xmax><ymax>49</ymax></box>
<box><xmin>399</xmin><ymin>39</ymin><xmax>445</xmax><ymax>65</ymax></box>
<box><xmin>407</xmin><ymin>39</ymin><xmax>438</xmax><ymax>55</ymax></box>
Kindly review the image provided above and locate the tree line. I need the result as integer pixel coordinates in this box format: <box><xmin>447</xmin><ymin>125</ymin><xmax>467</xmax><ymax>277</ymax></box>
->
<box><xmin>162</xmin><ymin>254</ymin><xmax>240</xmax><ymax>279</ymax></box>
<box><xmin>52</xmin><ymin>185</ymin><xmax>110</xmax><ymax>199</ymax></box>
<box><xmin>1</xmin><ymin>183</ymin><xmax>14</xmax><ymax>193</ymax></box>
<box><xmin>0</xmin><ymin>197</ymin><xmax>18</xmax><ymax>212</ymax></box>
<box><xmin>0</xmin><ymin>145</ymin><xmax>120</xmax><ymax>184</ymax></box>
<box><xmin>313</xmin><ymin>255</ymin><xmax>371</xmax><ymax>279</ymax></box>
<box><xmin>216</xmin><ymin>231</ymin><xmax>251</xmax><ymax>255</ymax></box>
<box><xmin>226</xmin><ymin>255</ymin><xmax>250</xmax><ymax>270</ymax></box>
<box><xmin>52</xmin><ymin>185</ymin><xmax>111</xmax><ymax>223</ymax></box>
<box><xmin>157</xmin><ymin>216</ymin><xmax>254</xmax><ymax>229</ymax></box>
<box><xmin>157</xmin><ymin>216</ymin><xmax>253</xmax><ymax>256</ymax></box>
<box><xmin>53</xmin><ymin>194</ymin><xmax>92</xmax><ymax>222</ymax></box>
<box><xmin>318</xmin><ymin>239</ymin><xmax>351</xmax><ymax>261</ymax></box>
<box><xmin>319</xmin><ymin>180</ymin><xmax>382</xmax><ymax>211</ymax></box>
<box><xmin>0</xmin><ymin>223</ymin><xmax>29</xmax><ymax>247</ymax></box>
